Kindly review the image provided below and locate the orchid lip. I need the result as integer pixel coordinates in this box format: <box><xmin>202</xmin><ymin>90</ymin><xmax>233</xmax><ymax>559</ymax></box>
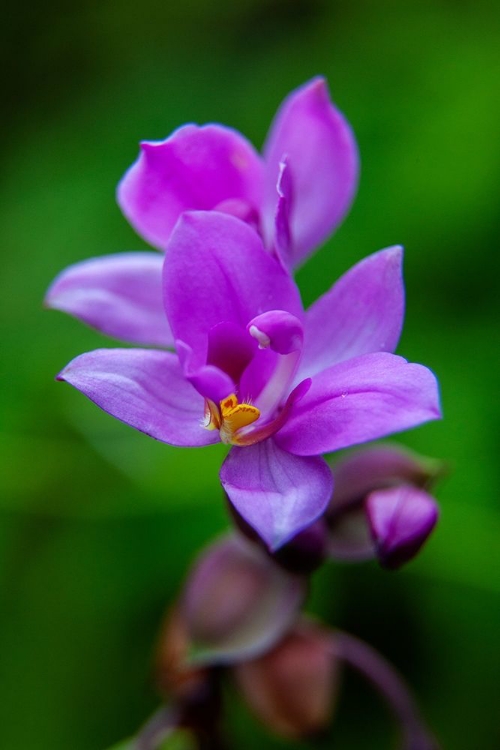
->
<box><xmin>204</xmin><ymin>393</ymin><xmax>260</xmax><ymax>445</ymax></box>
<box><xmin>197</xmin><ymin>310</ymin><xmax>306</xmax><ymax>446</ymax></box>
<box><xmin>203</xmin><ymin>378</ymin><xmax>311</xmax><ymax>447</ymax></box>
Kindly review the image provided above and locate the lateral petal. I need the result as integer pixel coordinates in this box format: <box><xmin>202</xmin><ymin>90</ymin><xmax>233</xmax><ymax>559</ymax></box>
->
<box><xmin>117</xmin><ymin>124</ymin><xmax>264</xmax><ymax>250</ymax></box>
<box><xmin>220</xmin><ymin>440</ymin><xmax>333</xmax><ymax>551</ymax></box>
<box><xmin>276</xmin><ymin>353</ymin><xmax>441</xmax><ymax>456</ymax></box>
<box><xmin>163</xmin><ymin>211</ymin><xmax>303</xmax><ymax>369</ymax></box>
<box><xmin>299</xmin><ymin>247</ymin><xmax>404</xmax><ymax>379</ymax></box>
<box><xmin>57</xmin><ymin>348</ymin><xmax>217</xmax><ymax>447</ymax></box>
<box><xmin>263</xmin><ymin>77</ymin><xmax>359</xmax><ymax>267</ymax></box>
<box><xmin>45</xmin><ymin>252</ymin><xmax>172</xmax><ymax>347</ymax></box>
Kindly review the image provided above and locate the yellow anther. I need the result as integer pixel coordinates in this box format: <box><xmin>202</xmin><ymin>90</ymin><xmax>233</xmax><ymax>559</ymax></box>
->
<box><xmin>220</xmin><ymin>394</ymin><xmax>239</xmax><ymax>414</ymax></box>
<box><xmin>203</xmin><ymin>399</ymin><xmax>221</xmax><ymax>430</ymax></box>
<box><xmin>205</xmin><ymin>392</ymin><xmax>260</xmax><ymax>444</ymax></box>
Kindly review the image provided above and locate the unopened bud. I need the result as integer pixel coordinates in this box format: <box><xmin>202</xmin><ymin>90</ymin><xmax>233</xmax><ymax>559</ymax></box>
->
<box><xmin>182</xmin><ymin>534</ymin><xmax>307</xmax><ymax>665</ymax></box>
<box><xmin>228</xmin><ymin>500</ymin><xmax>327</xmax><ymax>574</ymax></box>
<box><xmin>366</xmin><ymin>485</ymin><xmax>439</xmax><ymax>570</ymax></box>
<box><xmin>155</xmin><ymin>606</ymin><xmax>210</xmax><ymax>702</ymax></box>
<box><xmin>234</xmin><ymin>620</ymin><xmax>338</xmax><ymax>739</ymax></box>
<box><xmin>271</xmin><ymin>519</ymin><xmax>328</xmax><ymax>574</ymax></box>
<box><xmin>326</xmin><ymin>444</ymin><xmax>441</xmax><ymax>567</ymax></box>
<box><xmin>329</xmin><ymin>444</ymin><xmax>443</xmax><ymax>512</ymax></box>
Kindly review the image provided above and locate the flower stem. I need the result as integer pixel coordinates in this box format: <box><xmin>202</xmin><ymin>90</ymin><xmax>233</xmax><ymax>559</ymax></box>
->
<box><xmin>332</xmin><ymin>631</ymin><xmax>440</xmax><ymax>749</ymax></box>
<box><xmin>135</xmin><ymin>706</ymin><xmax>177</xmax><ymax>750</ymax></box>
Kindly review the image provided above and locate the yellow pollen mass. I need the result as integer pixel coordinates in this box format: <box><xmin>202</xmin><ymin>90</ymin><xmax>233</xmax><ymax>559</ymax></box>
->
<box><xmin>212</xmin><ymin>393</ymin><xmax>261</xmax><ymax>444</ymax></box>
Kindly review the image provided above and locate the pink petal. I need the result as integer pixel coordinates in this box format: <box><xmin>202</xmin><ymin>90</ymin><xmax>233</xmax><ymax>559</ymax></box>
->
<box><xmin>273</xmin><ymin>158</ymin><xmax>293</xmax><ymax>264</ymax></box>
<box><xmin>276</xmin><ymin>352</ymin><xmax>441</xmax><ymax>456</ymax></box>
<box><xmin>45</xmin><ymin>253</ymin><xmax>172</xmax><ymax>347</ymax></box>
<box><xmin>263</xmin><ymin>77</ymin><xmax>359</xmax><ymax>267</ymax></box>
<box><xmin>163</xmin><ymin>211</ymin><xmax>303</xmax><ymax>370</ymax></box>
<box><xmin>299</xmin><ymin>247</ymin><xmax>404</xmax><ymax>379</ymax></box>
<box><xmin>117</xmin><ymin>124</ymin><xmax>264</xmax><ymax>250</ymax></box>
<box><xmin>220</xmin><ymin>440</ymin><xmax>333</xmax><ymax>551</ymax></box>
<box><xmin>57</xmin><ymin>348</ymin><xmax>216</xmax><ymax>447</ymax></box>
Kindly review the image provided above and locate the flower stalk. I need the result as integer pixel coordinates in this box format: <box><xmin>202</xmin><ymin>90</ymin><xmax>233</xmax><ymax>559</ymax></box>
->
<box><xmin>332</xmin><ymin>631</ymin><xmax>440</xmax><ymax>749</ymax></box>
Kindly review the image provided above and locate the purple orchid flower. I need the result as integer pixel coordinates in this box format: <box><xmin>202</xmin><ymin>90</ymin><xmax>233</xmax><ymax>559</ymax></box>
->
<box><xmin>45</xmin><ymin>78</ymin><xmax>358</xmax><ymax>347</ymax></box>
<box><xmin>54</xmin><ymin>211</ymin><xmax>441</xmax><ymax>551</ymax></box>
<box><xmin>117</xmin><ymin>76</ymin><xmax>358</xmax><ymax>269</ymax></box>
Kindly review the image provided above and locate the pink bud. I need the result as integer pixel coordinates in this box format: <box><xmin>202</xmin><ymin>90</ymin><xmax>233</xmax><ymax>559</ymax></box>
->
<box><xmin>155</xmin><ymin>606</ymin><xmax>210</xmax><ymax>701</ymax></box>
<box><xmin>366</xmin><ymin>485</ymin><xmax>439</xmax><ymax>569</ymax></box>
<box><xmin>329</xmin><ymin>444</ymin><xmax>443</xmax><ymax>512</ymax></box>
<box><xmin>182</xmin><ymin>534</ymin><xmax>307</xmax><ymax>664</ymax></box>
<box><xmin>234</xmin><ymin>620</ymin><xmax>338</xmax><ymax>738</ymax></box>
<box><xmin>326</xmin><ymin>444</ymin><xmax>442</xmax><ymax>566</ymax></box>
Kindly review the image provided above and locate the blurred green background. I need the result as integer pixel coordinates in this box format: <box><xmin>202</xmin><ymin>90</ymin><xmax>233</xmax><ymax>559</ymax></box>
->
<box><xmin>1</xmin><ymin>0</ymin><xmax>499</xmax><ymax>748</ymax></box>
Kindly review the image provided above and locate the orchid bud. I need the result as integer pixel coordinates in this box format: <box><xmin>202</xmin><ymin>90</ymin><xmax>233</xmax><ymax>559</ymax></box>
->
<box><xmin>155</xmin><ymin>606</ymin><xmax>210</xmax><ymax>702</ymax></box>
<box><xmin>326</xmin><ymin>444</ymin><xmax>442</xmax><ymax>567</ymax></box>
<box><xmin>271</xmin><ymin>519</ymin><xmax>328</xmax><ymax>574</ymax></box>
<box><xmin>181</xmin><ymin>534</ymin><xmax>307</xmax><ymax>665</ymax></box>
<box><xmin>228</xmin><ymin>499</ymin><xmax>328</xmax><ymax>574</ymax></box>
<box><xmin>366</xmin><ymin>485</ymin><xmax>439</xmax><ymax>570</ymax></box>
<box><xmin>234</xmin><ymin>620</ymin><xmax>339</xmax><ymax>739</ymax></box>
<box><xmin>329</xmin><ymin>444</ymin><xmax>443</xmax><ymax>512</ymax></box>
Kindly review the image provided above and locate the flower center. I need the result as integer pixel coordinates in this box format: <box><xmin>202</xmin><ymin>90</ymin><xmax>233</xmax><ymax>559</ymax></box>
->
<box><xmin>204</xmin><ymin>393</ymin><xmax>260</xmax><ymax>445</ymax></box>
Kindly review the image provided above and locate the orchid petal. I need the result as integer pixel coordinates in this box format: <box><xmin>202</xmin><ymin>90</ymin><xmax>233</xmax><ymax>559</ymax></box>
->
<box><xmin>45</xmin><ymin>253</ymin><xmax>172</xmax><ymax>347</ymax></box>
<box><xmin>298</xmin><ymin>247</ymin><xmax>404</xmax><ymax>379</ymax></box>
<box><xmin>186</xmin><ymin>365</ymin><xmax>235</xmax><ymax>405</ymax></box>
<box><xmin>263</xmin><ymin>77</ymin><xmax>359</xmax><ymax>267</ymax></box>
<box><xmin>207</xmin><ymin>321</ymin><xmax>256</xmax><ymax>383</ymax></box>
<box><xmin>57</xmin><ymin>348</ymin><xmax>217</xmax><ymax>447</ymax></box>
<box><xmin>117</xmin><ymin>125</ymin><xmax>264</xmax><ymax>250</ymax></box>
<box><xmin>176</xmin><ymin>339</ymin><xmax>235</xmax><ymax>403</ymax></box>
<box><xmin>274</xmin><ymin>158</ymin><xmax>293</xmax><ymax>263</ymax></box>
<box><xmin>248</xmin><ymin>310</ymin><xmax>303</xmax><ymax>354</ymax></box>
<box><xmin>163</xmin><ymin>211</ymin><xmax>303</xmax><ymax>369</ymax></box>
<box><xmin>275</xmin><ymin>353</ymin><xmax>441</xmax><ymax>456</ymax></box>
<box><xmin>220</xmin><ymin>440</ymin><xmax>333</xmax><ymax>551</ymax></box>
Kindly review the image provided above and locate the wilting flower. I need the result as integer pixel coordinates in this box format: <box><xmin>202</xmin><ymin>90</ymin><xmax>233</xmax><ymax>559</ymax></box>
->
<box><xmin>54</xmin><ymin>211</ymin><xmax>440</xmax><ymax>550</ymax></box>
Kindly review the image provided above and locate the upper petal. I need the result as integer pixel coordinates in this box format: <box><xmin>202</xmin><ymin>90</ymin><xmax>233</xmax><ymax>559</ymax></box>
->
<box><xmin>273</xmin><ymin>158</ymin><xmax>293</xmax><ymax>264</ymax></box>
<box><xmin>262</xmin><ymin>77</ymin><xmax>359</xmax><ymax>267</ymax></box>
<box><xmin>298</xmin><ymin>247</ymin><xmax>404</xmax><ymax>379</ymax></box>
<box><xmin>220</xmin><ymin>440</ymin><xmax>333</xmax><ymax>551</ymax></box>
<box><xmin>57</xmin><ymin>348</ymin><xmax>217</xmax><ymax>447</ymax></box>
<box><xmin>45</xmin><ymin>252</ymin><xmax>172</xmax><ymax>347</ymax></box>
<box><xmin>117</xmin><ymin>124</ymin><xmax>265</xmax><ymax>250</ymax></box>
<box><xmin>275</xmin><ymin>352</ymin><xmax>441</xmax><ymax>456</ymax></box>
<box><xmin>163</xmin><ymin>211</ymin><xmax>303</xmax><ymax>369</ymax></box>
